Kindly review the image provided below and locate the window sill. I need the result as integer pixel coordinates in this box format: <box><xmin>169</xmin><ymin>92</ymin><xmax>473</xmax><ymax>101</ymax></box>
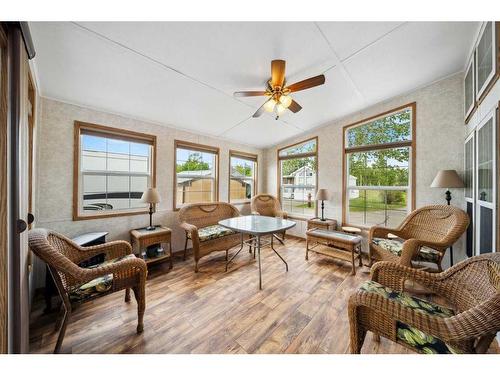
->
<box><xmin>73</xmin><ymin>209</ymin><xmax>149</xmax><ymax>221</ymax></box>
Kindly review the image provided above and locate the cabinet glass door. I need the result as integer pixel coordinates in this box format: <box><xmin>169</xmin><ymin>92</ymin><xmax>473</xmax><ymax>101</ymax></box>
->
<box><xmin>464</xmin><ymin>133</ymin><xmax>475</xmax><ymax>257</ymax></box>
<box><xmin>475</xmin><ymin>112</ymin><xmax>496</xmax><ymax>255</ymax></box>
<box><xmin>475</xmin><ymin>22</ymin><xmax>496</xmax><ymax>99</ymax></box>
<box><xmin>464</xmin><ymin>55</ymin><xmax>475</xmax><ymax>120</ymax></box>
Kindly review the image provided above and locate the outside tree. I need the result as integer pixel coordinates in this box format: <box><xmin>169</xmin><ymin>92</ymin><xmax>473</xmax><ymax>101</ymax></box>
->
<box><xmin>176</xmin><ymin>152</ymin><xmax>209</xmax><ymax>173</ymax></box>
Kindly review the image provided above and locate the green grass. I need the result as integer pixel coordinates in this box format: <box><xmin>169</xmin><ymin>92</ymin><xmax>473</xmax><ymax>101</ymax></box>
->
<box><xmin>349</xmin><ymin>190</ymin><xmax>406</xmax><ymax>212</ymax></box>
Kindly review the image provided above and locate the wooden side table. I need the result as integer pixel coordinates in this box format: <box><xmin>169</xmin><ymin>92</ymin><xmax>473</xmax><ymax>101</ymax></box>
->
<box><xmin>341</xmin><ymin>226</ymin><xmax>362</xmax><ymax>235</ymax></box>
<box><xmin>307</xmin><ymin>217</ymin><xmax>337</xmax><ymax>231</ymax></box>
<box><xmin>130</xmin><ymin>226</ymin><xmax>173</xmax><ymax>269</ymax></box>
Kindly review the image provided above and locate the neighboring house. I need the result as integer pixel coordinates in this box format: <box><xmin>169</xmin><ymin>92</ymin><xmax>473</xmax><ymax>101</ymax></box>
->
<box><xmin>349</xmin><ymin>175</ymin><xmax>359</xmax><ymax>198</ymax></box>
<box><xmin>282</xmin><ymin>165</ymin><xmax>316</xmax><ymax>202</ymax></box>
<box><xmin>177</xmin><ymin>170</ymin><xmax>215</xmax><ymax>204</ymax></box>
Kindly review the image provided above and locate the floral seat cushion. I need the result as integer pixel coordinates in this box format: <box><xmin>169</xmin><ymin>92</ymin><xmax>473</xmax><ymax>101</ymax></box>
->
<box><xmin>69</xmin><ymin>254</ymin><xmax>136</xmax><ymax>302</ymax></box>
<box><xmin>359</xmin><ymin>280</ymin><xmax>461</xmax><ymax>354</ymax></box>
<box><xmin>187</xmin><ymin>224</ymin><xmax>235</xmax><ymax>242</ymax></box>
<box><xmin>372</xmin><ymin>237</ymin><xmax>441</xmax><ymax>263</ymax></box>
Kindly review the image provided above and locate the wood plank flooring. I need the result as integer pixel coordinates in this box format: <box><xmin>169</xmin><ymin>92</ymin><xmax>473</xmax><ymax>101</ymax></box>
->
<box><xmin>29</xmin><ymin>237</ymin><xmax>499</xmax><ymax>354</ymax></box>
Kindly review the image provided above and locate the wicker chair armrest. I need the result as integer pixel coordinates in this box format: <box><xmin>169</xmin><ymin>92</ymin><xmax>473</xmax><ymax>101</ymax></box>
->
<box><xmin>369</xmin><ymin>226</ymin><xmax>402</xmax><ymax>241</ymax></box>
<box><xmin>399</xmin><ymin>238</ymin><xmax>444</xmax><ymax>266</ymax></box>
<box><xmin>371</xmin><ymin>261</ymin><xmax>444</xmax><ymax>292</ymax></box>
<box><xmin>180</xmin><ymin>222</ymin><xmax>199</xmax><ymax>243</ymax></box>
<box><xmin>77</xmin><ymin>240</ymin><xmax>132</xmax><ymax>262</ymax></box>
<box><xmin>276</xmin><ymin>210</ymin><xmax>288</xmax><ymax>219</ymax></box>
<box><xmin>80</xmin><ymin>256</ymin><xmax>147</xmax><ymax>284</ymax></box>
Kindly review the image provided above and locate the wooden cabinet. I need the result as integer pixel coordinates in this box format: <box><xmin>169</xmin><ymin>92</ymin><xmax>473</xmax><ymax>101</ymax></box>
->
<box><xmin>464</xmin><ymin>22</ymin><xmax>499</xmax><ymax>123</ymax></box>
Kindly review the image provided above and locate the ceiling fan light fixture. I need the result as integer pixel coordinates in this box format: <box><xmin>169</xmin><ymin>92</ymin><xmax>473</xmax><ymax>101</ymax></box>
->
<box><xmin>276</xmin><ymin>103</ymin><xmax>287</xmax><ymax>115</ymax></box>
<box><xmin>263</xmin><ymin>99</ymin><xmax>277</xmax><ymax>112</ymax></box>
<box><xmin>279</xmin><ymin>95</ymin><xmax>292</xmax><ymax>108</ymax></box>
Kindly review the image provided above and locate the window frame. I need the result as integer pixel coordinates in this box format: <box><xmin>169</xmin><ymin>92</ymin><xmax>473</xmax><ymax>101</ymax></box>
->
<box><xmin>73</xmin><ymin>121</ymin><xmax>157</xmax><ymax>221</ymax></box>
<box><xmin>173</xmin><ymin>139</ymin><xmax>219</xmax><ymax>211</ymax></box>
<box><xmin>277</xmin><ymin>136</ymin><xmax>318</xmax><ymax>221</ymax></box>
<box><xmin>342</xmin><ymin>102</ymin><xmax>416</xmax><ymax>229</ymax></box>
<box><xmin>228</xmin><ymin>149</ymin><xmax>258</xmax><ymax>204</ymax></box>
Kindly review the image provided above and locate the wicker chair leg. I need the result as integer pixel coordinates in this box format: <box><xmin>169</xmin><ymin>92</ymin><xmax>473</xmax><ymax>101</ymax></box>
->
<box><xmin>194</xmin><ymin>260</ymin><xmax>199</xmax><ymax>273</ymax></box>
<box><xmin>225</xmin><ymin>249</ymin><xmax>228</xmax><ymax>261</ymax></box>
<box><xmin>348</xmin><ymin>305</ymin><xmax>365</xmax><ymax>354</ymax></box>
<box><xmin>133</xmin><ymin>286</ymin><xmax>145</xmax><ymax>334</ymax></box>
<box><xmin>373</xmin><ymin>333</ymin><xmax>380</xmax><ymax>342</ymax></box>
<box><xmin>54</xmin><ymin>303</ymin><xmax>65</xmax><ymax>332</ymax></box>
<box><xmin>125</xmin><ymin>288</ymin><xmax>131</xmax><ymax>303</ymax></box>
<box><xmin>183</xmin><ymin>236</ymin><xmax>188</xmax><ymax>261</ymax></box>
<box><xmin>54</xmin><ymin>305</ymin><xmax>70</xmax><ymax>354</ymax></box>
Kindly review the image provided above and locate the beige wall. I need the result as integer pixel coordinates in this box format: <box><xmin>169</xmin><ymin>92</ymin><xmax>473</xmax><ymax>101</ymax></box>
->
<box><xmin>264</xmin><ymin>73</ymin><xmax>466</xmax><ymax>266</ymax></box>
<box><xmin>35</xmin><ymin>98</ymin><xmax>264</xmax><ymax>259</ymax></box>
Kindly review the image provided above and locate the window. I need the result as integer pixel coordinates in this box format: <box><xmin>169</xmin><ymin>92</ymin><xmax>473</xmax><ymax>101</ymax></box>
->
<box><xmin>278</xmin><ymin>137</ymin><xmax>318</xmax><ymax>219</ymax></box>
<box><xmin>73</xmin><ymin>122</ymin><xmax>156</xmax><ymax>220</ymax></box>
<box><xmin>343</xmin><ymin>104</ymin><xmax>415</xmax><ymax>228</ymax></box>
<box><xmin>174</xmin><ymin>140</ymin><xmax>219</xmax><ymax>209</ymax></box>
<box><xmin>229</xmin><ymin>150</ymin><xmax>257</xmax><ymax>203</ymax></box>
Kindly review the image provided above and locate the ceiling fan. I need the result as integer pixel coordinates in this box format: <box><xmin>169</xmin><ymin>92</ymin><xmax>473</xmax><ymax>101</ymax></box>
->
<box><xmin>234</xmin><ymin>59</ymin><xmax>325</xmax><ymax>120</ymax></box>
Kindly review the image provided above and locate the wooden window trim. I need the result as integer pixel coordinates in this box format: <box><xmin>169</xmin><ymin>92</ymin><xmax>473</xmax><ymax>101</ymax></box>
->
<box><xmin>73</xmin><ymin>121</ymin><xmax>157</xmax><ymax>221</ymax></box>
<box><xmin>341</xmin><ymin>102</ymin><xmax>416</xmax><ymax>228</ymax></box>
<box><xmin>173</xmin><ymin>139</ymin><xmax>220</xmax><ymax>211</ymax></box>
<box><xmin>277</xmin><ymin>136</ymin><xmax>319</xmax><ymax>220</ymax></box>
<box><xmin>228</xmin><ymin>149</ymin><xmax>258</xmax><ymax>204</ymax></box>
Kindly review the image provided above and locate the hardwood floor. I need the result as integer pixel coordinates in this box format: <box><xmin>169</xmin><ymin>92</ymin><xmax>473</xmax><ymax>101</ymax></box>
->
<box><xmin>29</xmin><ymin>237</ymin><xmax>498</xmax><ymax>354</ymax></box>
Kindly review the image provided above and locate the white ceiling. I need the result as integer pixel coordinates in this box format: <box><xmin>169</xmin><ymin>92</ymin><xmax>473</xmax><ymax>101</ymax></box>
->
<box><xmin>30</xmin><ymin>21</ymin><xmax>479</xmax><ymax>148</ymax></box>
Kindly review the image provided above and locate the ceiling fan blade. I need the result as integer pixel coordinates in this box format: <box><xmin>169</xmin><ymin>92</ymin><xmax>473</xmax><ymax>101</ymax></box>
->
<box><xmin>288</xmin><ymin>99</ymin><xmax>302</xmax><ymax>113</ymax></box>
<box><xmin>233</xmin><ymin>91</ymin><xmax>267</xmax><ymax>97</ymax></box>
<box><xmin>253</xmin><ymin>101</ymin><xmax>268</xmax><ymax>118</ymax></box>
<box><xmin>271</xmin><ymin>60</ymin><xmax>286</xmax><ymax>88</ymax></box>
<box><xmin>287</xmin><ymin>74</ymin><xmax>325</xmax><ymax>92</ymax></box>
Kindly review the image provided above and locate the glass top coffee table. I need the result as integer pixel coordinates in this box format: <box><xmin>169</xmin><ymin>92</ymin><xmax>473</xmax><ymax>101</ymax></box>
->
<box><xmin>219</xmin><ymin>215</ymin><xmax>296</xmax><ymax>290</ymax></box>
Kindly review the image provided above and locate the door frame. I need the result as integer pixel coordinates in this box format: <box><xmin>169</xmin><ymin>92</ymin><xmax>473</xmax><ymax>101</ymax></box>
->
<box><xmin>0</xmin><ymin>23</ymin><xmax>8</xmax><ymax>355</ymax></box>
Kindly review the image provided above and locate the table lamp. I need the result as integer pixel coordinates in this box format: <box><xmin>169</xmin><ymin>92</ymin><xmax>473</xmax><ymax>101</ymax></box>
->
<box><xmin>430</xmin><ymin>170</ymin><xmax>464</xmax><ymax>205</ymax></box>
<box><xmin>315</xmin><ymin>189</ymin><xmax>330</xmax><ymax>221</ymax></box>
<box><xmin>141</xmin><ymin>188</ymin><xmax>161</xmax><ymax>230</ymax></box>
<box><xmin>430</xmin><ymin>170</ymin><xmax>464</xmax><ymax>266</ymax></box>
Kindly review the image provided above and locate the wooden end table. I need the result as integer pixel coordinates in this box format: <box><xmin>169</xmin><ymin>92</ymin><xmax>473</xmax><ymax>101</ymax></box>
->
<box><xmin>130</xmin><ymin>226</ymin><xmax>173</xmax><ymax>269</ymax></box>
<box><xmin>341</xmin><ymin>226</ymin><xmax>362</xmax><ymax>235</ymax></box>
<box><xmin>307</xmin><ymin>217</ymin><xmax>337</xmax><ymax>231</ymax></box>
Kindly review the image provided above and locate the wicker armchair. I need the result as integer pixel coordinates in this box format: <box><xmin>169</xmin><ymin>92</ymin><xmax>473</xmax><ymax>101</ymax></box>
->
<box><xmin>28</xmin><ymin>229</ymin><xmax>147</xmax><ymax>353</ymax></box>
<box><xmin>179</xmin><ymin>202</ymin><xmax>241</xmax><ymax>272</ymax></box>
<box><xmin>369</xmin><ymin>205</ymin><xmax>469</xmax><ymax>271</ymax></box>
<box><xmin>348</xmin><ymin>253</ymin><xmax>500</xmax><ymax>354</ymax></box>
<box><xmin>251</xmin><ymin>194</ymin><xmax>288</xmax><ymax>242</ymax></box>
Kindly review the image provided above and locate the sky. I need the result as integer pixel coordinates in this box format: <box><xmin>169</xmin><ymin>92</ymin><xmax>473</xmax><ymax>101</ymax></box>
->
<box><xmin>83</xmin><ymin>134</ymin><xmax>150</xmax><ymax>157</ymax></box>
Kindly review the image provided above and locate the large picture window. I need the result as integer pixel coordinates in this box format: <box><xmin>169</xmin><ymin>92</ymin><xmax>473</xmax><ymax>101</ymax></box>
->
<box><xmin>343</xmin><ymin>104</ymin><xmax>415</xmax><ymax>228</ymax></box>
<box><xmin>73</xmin><ymin>121</ymin><xmax>156</xmax><ymax>220</ymax></box>
<box><xmin>174</xmin><ymin>140</ymin><xmax>219</xmax><ymax>209</ymax></box>
<box><xmin>229</xmin><ymin>150</ymin><xmax>257</xmax><ymax>203</ymax></box>
<box><xmin>278</xmin><ymin>137</ymin><xmax>318</xmax><ymax>219</ymax></box>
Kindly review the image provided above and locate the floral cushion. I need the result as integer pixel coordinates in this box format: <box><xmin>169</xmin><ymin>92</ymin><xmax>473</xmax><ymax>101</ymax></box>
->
<box><xmin>359</xmin><ymin>280</ymin><xmax>461</xmax><ymax>354</ymax></box>
<box><xmin>372</xmin><ymin>237</ymin><xmax>441</xmax><ymax>263</ymax></box>
<box><xmin>69</xmin><ymin>254</ymin><xmax>136</xmax><ymax>302</ymax></box>
<box><xmin>188</xmin><ymin>224</ymin><xmax>235</xmax><ymax>242</ymax></box>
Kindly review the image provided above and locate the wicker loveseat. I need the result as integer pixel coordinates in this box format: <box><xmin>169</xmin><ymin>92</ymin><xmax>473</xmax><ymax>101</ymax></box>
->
<box><xmin>28</xmin><ymin>228</ymin><xmax>147</xmax><ymax>353</ymax></box>
<box><xmin>348</xmin><ymin>253</ymin><xmax>500</xmax><ymax>354</ymax></box>
<box><xmin>369</xmin><ymin>205</ymin><xmax>469</xmax><ymax>271</ymax></box>
<box><xmin>179</xmin><ymin>202</ymin><xmax>241</xmax><ymax>272</ymax></box>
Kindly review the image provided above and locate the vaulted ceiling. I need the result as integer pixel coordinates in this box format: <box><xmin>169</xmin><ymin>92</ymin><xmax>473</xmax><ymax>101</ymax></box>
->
<box><xmin>30</xmin><ymin>22</ymin><xmax>479</xmax><ymax>148</ymax></box>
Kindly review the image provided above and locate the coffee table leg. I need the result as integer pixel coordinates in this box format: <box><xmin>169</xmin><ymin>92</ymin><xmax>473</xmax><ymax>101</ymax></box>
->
<box><xmin>226</xmin><ymin>233</ymin><xmax>244</xmax><ymax>272</ymax></box>
<box><xmin>358</xmin><ymin>244</ymin><xmax>363</xmax><ymax>267</ymax></box>
<box><xmin>270</xmin><ymin>234</ymin><xmax>288</xmax><ymax>272</ymax></box>
<box><xmin>257</xmin><ymin>235</ymin><xmax>262</xmax><ymax>290</ymax></box>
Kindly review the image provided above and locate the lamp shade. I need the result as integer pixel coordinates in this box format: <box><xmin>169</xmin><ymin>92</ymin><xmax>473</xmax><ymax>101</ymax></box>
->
<box><xmin>430</xmin><ymin>170</ymin><xmax>464</xmax><ymax>188</ymax></box>
<box><xmin>141</xmin><ymin>188</ymin><xmax>161</xmax><ymax>204</ymax></box>
<box><xmin>315</xmin><ymin>188</ymin><xmax>330</xmax><ymax>201</ymax></box>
